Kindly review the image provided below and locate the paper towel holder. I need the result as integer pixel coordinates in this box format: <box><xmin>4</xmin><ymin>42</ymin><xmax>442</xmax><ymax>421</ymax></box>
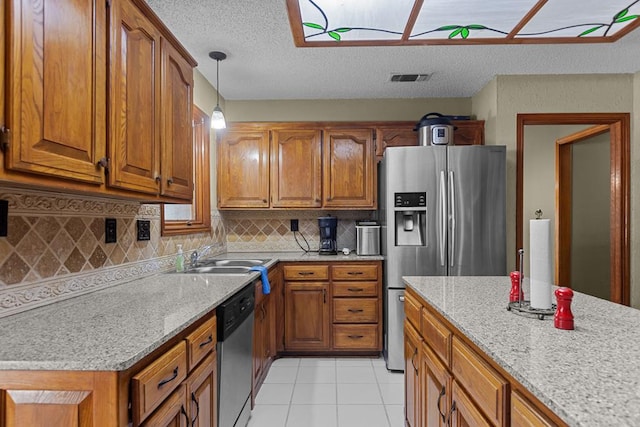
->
<box><xmin>534</xmin><ymin>209</ymin><xmax>543</xmax><ymax>220</ymax></box>
<box><xmin>506</xmin><ymin>247</ymin><xmax>557</xmax><ymax>320</ymax></box>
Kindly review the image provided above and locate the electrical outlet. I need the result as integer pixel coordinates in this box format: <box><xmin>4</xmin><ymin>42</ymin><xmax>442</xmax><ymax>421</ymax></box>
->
<box><xmin>290</xmin><ymin>219</ymin><xmax>299</xmax><ymax>232</ymax></box>
<box><xmin>0</xmin><ymin>200</ymin><xmax>8</xmax><ymax>237</ymax></box>
<box><xmin>136</xmin><ymin>220</ymin><xmax>151</xmax><ymax>241</ymax></box>
<box><xmin>105</xmin><ymin>218</ymin><xmax>117</xmax><ymax>243</ymax></box>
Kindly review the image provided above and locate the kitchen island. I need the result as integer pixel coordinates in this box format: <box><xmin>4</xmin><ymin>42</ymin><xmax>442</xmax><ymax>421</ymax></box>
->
<box><xmin>404</xmin><ymin>276</ymin><xmax>640</xmax><ymax>427</ymax></box>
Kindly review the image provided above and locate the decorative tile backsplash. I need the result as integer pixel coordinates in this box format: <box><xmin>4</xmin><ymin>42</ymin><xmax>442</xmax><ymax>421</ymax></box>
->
<box><xmin>223</xmin><ymin>210</ymin><xmax>374</xmax><ymax>252</ymax></box>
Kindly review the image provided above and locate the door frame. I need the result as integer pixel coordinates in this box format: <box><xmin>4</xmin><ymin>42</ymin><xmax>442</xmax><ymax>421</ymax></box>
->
<box><xmin>516</xmin><ymin>113</ymin><xmax>630</xmax><ymax>305</ymax></box>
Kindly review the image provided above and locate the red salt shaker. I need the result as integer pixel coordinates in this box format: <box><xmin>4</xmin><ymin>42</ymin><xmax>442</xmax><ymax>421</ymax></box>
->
<box><xmin>554</xmin><ymin>287</ymin><xmax>574</xmax><ymax>330</ymax></box>
<box><xmin>509</xmin><ymin>271</ymin><xmax>524</xmax><ymax>303</ymax></box>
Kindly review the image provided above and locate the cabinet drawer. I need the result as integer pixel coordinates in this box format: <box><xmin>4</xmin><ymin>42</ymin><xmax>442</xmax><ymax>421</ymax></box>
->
<box><xmin>333</xmin><ymin>324</ymin><xmax>379</xmax><ymax>349</ymax></box>
<box><xmin>132</xmin><ymin>341</ymin><xmax>188</xmax><ymax>425</ymax></box>
<box><xmin>511</xmin><ymin>391</ymin><xmax>556</xmax><ymax>427</ymax></box>
<box><xmin>283</xmin><ymin>265</ymin><xmax>329</xmax><ymax>280</ymax></box>
<box><xmin>421</xmin><ymin>307</ymin><xmax>452</xmax><ymax>367</ymax></box>
<box><xmin>333</xmin><ymin>281</ymin><xmax>378</xmax><ymax>297</ymax></box>
<box><xmin>186</xmin><ymin>316</ymin><xmax>216</xmax><ymax>371</ymax></box>
<box><xmin>404</xmin><ymin>290</ymin><xmax>422</xmax><ymax>332</ymax></box>
<box><xmin>331</xmin><ymin>264</ymin><xmax>378</xmax><ymax>281</ymax></box>
<box><xmin>333</xmin><ymin>298</ymin><xmax>378</xmax><ymax>323</ymax></box>
<box><xmin>451</xmin><ymin>337</ymin><xmax>507</xmax><ymax>426</ymax></box>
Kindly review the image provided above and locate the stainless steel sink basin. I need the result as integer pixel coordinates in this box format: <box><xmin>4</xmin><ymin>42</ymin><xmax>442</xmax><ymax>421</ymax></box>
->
<box><xmin>182</xmin><ymin>266</ymin><xmax>254</xmax><ymax>275</ymax></box>
<box><xmin>198</xmin><ymin>259</ymin><xmax>269</xmax><ymax>267</ymax></box>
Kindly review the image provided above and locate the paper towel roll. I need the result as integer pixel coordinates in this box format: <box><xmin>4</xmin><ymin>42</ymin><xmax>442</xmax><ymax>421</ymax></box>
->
<box><xmin>530</xmin><ymin>219</ymin><xmax>552</xmax><ymax>309</ymax></box>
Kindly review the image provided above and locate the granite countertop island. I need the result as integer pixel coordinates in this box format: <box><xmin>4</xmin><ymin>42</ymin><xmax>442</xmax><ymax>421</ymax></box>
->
<box><xmin>404</xmin><ymin>276</ymin><xmax>640</xmax><ymax>427</ymax></box>
<box><xmin>0</xmin><ymin>251</ymin><xmax>382</xmax><ymax>372</ymax></box>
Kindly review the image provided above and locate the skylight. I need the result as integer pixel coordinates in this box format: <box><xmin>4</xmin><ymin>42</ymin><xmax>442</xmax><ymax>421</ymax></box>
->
<box><xmin>286</xmin><ymin>0</ymin><xmax>640</xmax><ymax>46</ymax></box>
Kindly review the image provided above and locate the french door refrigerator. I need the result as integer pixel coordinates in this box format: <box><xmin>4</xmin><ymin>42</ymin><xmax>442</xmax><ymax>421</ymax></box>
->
<box><xmin>379</xmin><ymin>145</ymin><xmax>506</xmax><ymax>371</ymax></box>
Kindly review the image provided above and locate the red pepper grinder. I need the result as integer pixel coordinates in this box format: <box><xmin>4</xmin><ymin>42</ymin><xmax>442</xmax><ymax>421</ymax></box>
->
<box><xmin>509</xmin><ymin>271</ymin><xmax>524</xmax><ymax>303</ymax></box>
<box><xmin>554</xmin><ymin>287</ymin><xmax>574</xmax><ymax>330</ymax></box>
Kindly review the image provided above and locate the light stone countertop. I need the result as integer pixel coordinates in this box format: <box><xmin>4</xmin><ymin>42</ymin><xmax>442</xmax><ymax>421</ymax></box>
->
<box><xmin>0</xmin><ymin>252</ymin><xmax>382</xmax><ymax>371</ymax></box>
<box><xmin>404</xmin><ymin>276</ymin><xmax>640</xmax><ymax>427</ymax></box>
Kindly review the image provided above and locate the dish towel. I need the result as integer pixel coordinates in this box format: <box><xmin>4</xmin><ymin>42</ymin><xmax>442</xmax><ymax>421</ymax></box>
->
<box><xmin>250</xmin><ymin>266</ymin><xmax>270</xmax><ymax>294</ymax></box>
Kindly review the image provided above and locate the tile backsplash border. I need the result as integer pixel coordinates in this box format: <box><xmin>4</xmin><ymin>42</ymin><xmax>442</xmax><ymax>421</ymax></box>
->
<box><xmin>0</xmin><ymin>186</ymin><xmax>226</xmax><ymax>317</ymax></box>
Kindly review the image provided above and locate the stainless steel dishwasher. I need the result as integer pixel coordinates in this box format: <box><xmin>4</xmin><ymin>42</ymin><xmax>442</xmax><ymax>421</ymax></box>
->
<box><xmin>217</xmin><ymin>283</ymin><xmax>255</xmax><ymax>427</ymax></box>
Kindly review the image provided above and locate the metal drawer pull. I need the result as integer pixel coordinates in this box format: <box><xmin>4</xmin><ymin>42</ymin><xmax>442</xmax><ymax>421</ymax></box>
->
<box><xmin>191</xmin><ymin>392</ymin><xmax>200</xmax><ymax>426</ymax></box>
<box><xmin>347</xmin><ymin>287</ymin><xmax>363</xmax><ymax>292</ymax></box>
<box><xmin>180</xmin><ymin>404</ymin><xmax>190</xmax><ymax>424</ymax></box>
<box><xmin>347</xmin><ymin>271</ymin><xmax>364</xmax><ymax>275</ymax></box>
<box><xmin>348</xmin><ymin>308</ymin><xmax>364</xmax><ymax>313</ymax></box>
<box><xmin>199</xmin><ymin>335</ymin><xmax>213</xmax><ymax>348</ymax></box>
<box><xmin>348</xmin><ymin>335</ymin><xmax>364</xmax><ymax>339</ymax></box>
<box><xmin>437</xmin><ymin>386</ymin><xmax>446</xmax><ymax>420</ymax></box>
<box><xmin>298</xmin><ymin>271</ymin><xmax>315</xmax><ymax>276</ymax></box>
<box><xmin>157</xmin><ymin>367</ymin><xmax>179</xmax><ymax>389</ymax></box>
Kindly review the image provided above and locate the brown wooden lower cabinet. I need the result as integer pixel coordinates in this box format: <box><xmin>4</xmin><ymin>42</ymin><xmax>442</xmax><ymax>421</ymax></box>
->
<box><xmin>186</xmin><ymin>353</ymin><xmax>217</xmax><ymax>427</ymax></box>
<box><xmin>284</xmin><ymin>281</ymin><xmax>331</xmax><ymax>350</ymax></box>
<box><xmin>405</xmin><ymin>287</ymin><xmax>569</xmax><ymax>427</ymax></box>
<box><xmin>141</xmin><ymin>384</ymin><xmax>189</xmax><ymax>427</ymax></box>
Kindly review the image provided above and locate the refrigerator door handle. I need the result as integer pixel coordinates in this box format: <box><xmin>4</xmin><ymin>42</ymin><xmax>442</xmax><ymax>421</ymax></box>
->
<box><xmin>440</xmin><ymin>170</ymin><xmax>447</xmax><ymax>267</ymax></box>
<box><xmin>449</xmin><ymin>170</ymin><xmax>456</xmax><ymax>267</ymax></box>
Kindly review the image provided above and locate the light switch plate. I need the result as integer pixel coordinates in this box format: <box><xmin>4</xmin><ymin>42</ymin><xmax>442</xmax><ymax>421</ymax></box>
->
<box><xmin>136</xmin><ymin>220</ymin><xmax>151</xmax><ymax>241</ymax></box>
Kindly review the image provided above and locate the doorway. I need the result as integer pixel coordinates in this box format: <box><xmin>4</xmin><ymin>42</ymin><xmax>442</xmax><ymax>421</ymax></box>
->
<box><xmin>516</xmin><ymin>113</ymin><xmax>630</xmax><ymax>305</ymax></box>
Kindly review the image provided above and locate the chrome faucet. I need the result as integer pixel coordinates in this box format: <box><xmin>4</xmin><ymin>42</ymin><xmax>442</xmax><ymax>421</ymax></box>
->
<box><xmin>190</xmin><ymin>244</ymin><xmax>215</xmax><ymax>267</ymax></box>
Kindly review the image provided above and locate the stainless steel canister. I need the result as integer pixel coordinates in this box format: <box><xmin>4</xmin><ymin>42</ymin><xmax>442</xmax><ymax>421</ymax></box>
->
<box><xmin>356</xmin><ymin>221</ymin><xmax>380</xmax><ymax>255</ymax></box>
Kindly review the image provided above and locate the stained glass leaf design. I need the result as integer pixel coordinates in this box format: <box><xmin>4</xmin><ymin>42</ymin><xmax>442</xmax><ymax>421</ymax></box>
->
<box><xmin>449</xmin><ymin>28</ymin><xmax>463</xmax><ymax>39</ymax></box>
<box><xmin>303</xmin><ymin>22</ymin><xmax>324</xmax><ymax>30</ymax></box>
<box><xmin>578</xmin><ymin>25</ymin><xmax>604</xmax><ymax>37</ymax></box>
<box><xmin>614</xmin><ymin>8</ymin><xmax>629</xmax><ymax>20</ymax></box>
<box><xmin>461</xmin><ymin>28</ymin><xmax>470</xmax><ymax>38</ymax></box>
<box><xmin>328</xmin><ymin>31</ymin><xmax>341</xmax><ymax>41</ymax></box>
<box><xmin>467</xmin><ymin>24</ymin><xmax>486</xmax><ymax>30</ymax></box>
<box><xmin>615</xmin><ymin>15</ymin><xmax>638</xmax><ymax>23</ymax></box>
<box><xmin>335</xmin><ymin>28</ymin><xmax>352</xmax><ymax>33</ymax></box>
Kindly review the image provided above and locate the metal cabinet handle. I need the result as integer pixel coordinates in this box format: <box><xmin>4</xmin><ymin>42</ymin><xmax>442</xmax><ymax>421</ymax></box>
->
<box><xmin>437</xmin><ymin>385</ymin><xmax>446</xmax><ymax>421</ymax></box>
<box><xmin>97</xmin><ymin>157</ymin><xmax>108</xmax><ymax>168</ymax></box>
<box><xmin>323</xmin><ymin>289</ymin><xmax>327</xmax><ymax>303</ymax></box>
<box><xmin>298</xmin><ymin>271</ymin><xmax>315</xmax><ymax>276</ymax></box>
<box><xmin>199</xmin><ymin>335</ymin><xmax>213</xmax><ymax>348</ymax></box>
<box><xmin>348</xmin><ymin>308</ymin><xmax>364</xmax><ymax>313</ymax></box>
<box><xmin>167</xmin><ymin>177</ymin><xmax>174</xmax><ymax>185</ymax></box>
<box><xmin>157</xmin><ymin>367</ymin><xmax>179</xmax><ymax>389</ymax></box>
<box><xmin>348</xmin><ymin>335</ymin><xmax>364</xmax><ymax>339</ymax></box>
<box><xmin>155</xmin><ymin>175</ymin><xmax>162</xmax><ymax>184</ymax></box>
<box><xmin>446</xmin><ymin>401</ymin><xmax>456</xmax><ymax>425</ymax></box>
<box><xmin>347</xmin><ymin>287</ymin><xmax>363</xmax><ymax>292</ymax></box>
<box><xmin>410</xmin><ymin>347</ymin><xmax>418</xmax><ymax>373</ymax></box>
<box><xmin>191</xmin><ymin>392</ymin><xmax>200</xmax><ymax>427</ymax></box>
<box><xmin>347</xmin><ymin>271</ymin><xmax>364</xmax><ymax>275</ymax></box>
<box><xmin>180</xmin><ymin>404</ymin><xmax>190</xmax><ymax>425</ymax></box>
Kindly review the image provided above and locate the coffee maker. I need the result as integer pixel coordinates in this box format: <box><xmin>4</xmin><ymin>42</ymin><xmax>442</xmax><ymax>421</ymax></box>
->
<box><xmin>318</xmin><ymin>216</ymin><xmax>338</xmax><ymax>255</ymax></box>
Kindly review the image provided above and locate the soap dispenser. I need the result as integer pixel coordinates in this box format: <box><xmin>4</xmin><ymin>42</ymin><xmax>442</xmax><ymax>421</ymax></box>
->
<box><xmin>175</xmin><ymin>244</ymin><xmax>185</xmax><ymax>273</ymax></box>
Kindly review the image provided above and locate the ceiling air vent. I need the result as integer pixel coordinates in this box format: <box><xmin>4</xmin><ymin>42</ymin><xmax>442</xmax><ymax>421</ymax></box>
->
<box><xmin>390</xmin><ymin>73</ymin><xmax>431</xmax><ymax>82</ymax></box>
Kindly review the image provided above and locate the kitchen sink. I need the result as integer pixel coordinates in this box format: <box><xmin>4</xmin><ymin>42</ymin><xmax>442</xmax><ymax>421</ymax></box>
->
<box><xmin>181</xmin><ymin>266</ymin><xmax>255</xmax><ymax>275</ymax></box>
<box><xmin>196</xmin><ymin>259</ymin><xmax>269</xmax><ymax>268</ymax></box>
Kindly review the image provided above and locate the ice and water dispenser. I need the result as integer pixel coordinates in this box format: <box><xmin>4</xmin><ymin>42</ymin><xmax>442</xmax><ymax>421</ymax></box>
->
<box><xmin>394</xmin><ymin>192</ymin><xmax>427</xmax><ymax>246</ymax></box>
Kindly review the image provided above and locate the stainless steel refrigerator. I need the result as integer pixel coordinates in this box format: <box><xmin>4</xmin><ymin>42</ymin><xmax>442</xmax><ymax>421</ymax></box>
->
<box><xmin>379</xmin><ymin>145</ymin><xmax>506</xmax><ymax>371</ymax></box>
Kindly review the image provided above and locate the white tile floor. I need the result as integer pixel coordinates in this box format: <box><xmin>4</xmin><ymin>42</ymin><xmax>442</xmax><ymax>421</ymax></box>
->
<box><xmin>247</xmin><ymin>357</ymin><xmax>405</xmax><ymax>427</ymax></box>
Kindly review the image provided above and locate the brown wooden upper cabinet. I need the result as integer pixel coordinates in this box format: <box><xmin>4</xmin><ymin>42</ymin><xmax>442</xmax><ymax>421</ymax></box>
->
<box><xmin>217</xmin><ymin>123</ymin><xmax>376</xmax><ymax>209</ymax></box>
<box><xmin>217</xmin><ymin>129</ymin><xmax>271</xmax><ymax>208</ymax></box>
<box><xmin>1</xmin><ymin>0</ymin><xmax>196</xmax><ymax>202</ymax></box>
<box><xmin>323</xmin><ymin>128</ymin><xmax>376</xmax><ymax>209</ymax></box>
<box><xmin>375</xmin><ymin>120</ymin><xmax>485</xmax><ymax>161</ymax></box>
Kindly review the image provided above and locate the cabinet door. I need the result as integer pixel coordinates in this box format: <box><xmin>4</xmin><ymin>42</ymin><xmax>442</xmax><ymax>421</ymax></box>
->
<box><xmin>404</xmin><ymin>321</ymin><xmax>421</xmax><ymax>427</ymax></box>
<box><xmin>450</xmin><ymin>381</ymin><xmax>491</xmax><ymax>427</ymax></box>
<box><xmin>284</xmin><ymin>282</ymin><xmax>330</xmax><ymax>350</ymax></box>
<box><xmin>141</xmin><ymin>384</ymin><xmax>188</xmax><ymax>427</ymax></box>
<box><xmin>375</xmin><ymin>126</ymin><xmax>417</xmax><ymax>158</ymax></box>
<box><xmin>217</xmin><ymin>130</ymin><xmax>270</xmax><ymax>208</ymax></box>
<box><xmin>421</xmin><ymin>342</ymin><xmax>452</xmax><ymax>427</ymax></box>
<box><xmin>451</xmin><ymin>120</ymin><xmax>484</xmax><ymax>146</ymax></box>
<box><xmin>252</xmin><ymin>298</ymin><xmax>266</xmax><ymax>394</ymax></box>
<box><xmin>323</xmin><ymin>129</ymin><xmax>376</xmax><ymax>208</ymax></box>
<box><xmin>3</xmin><ymin>389</ymin><xmax>94</xmax><ymax>427</ymax></box>
<box><xmin>511</xmin><ymin>391</ymin><xmax>556</xmax><ymax>427</ymax></box>
<box><xmin>271</xmin><ymin>129</ymin><xmax>322</xmax><ymax>207</ymax></box>
<box><xmin>108</xmin><ymin>0</ymin><xmax>161</xmax><ymax>195</ymax></box>
<box><xmin>5</xmin><ymin>0</ymin><xmax>106</xmax><ymax>184</ymax></box>
<box><xmin>186</xmin><ymin>353</ymin><xmax>217</xmax><ymax>427</ymax></box>
<box><xmin>160</xmin><ymin>39</ymin><xmax>194</xmax><ymax>200</ymax></box>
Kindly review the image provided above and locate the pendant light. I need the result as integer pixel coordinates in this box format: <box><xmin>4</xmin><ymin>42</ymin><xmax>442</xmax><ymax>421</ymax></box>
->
<box><xmin>208</xmin><ymin>51</ymin><xmax>227</xmax><ymax>129</ymax></box>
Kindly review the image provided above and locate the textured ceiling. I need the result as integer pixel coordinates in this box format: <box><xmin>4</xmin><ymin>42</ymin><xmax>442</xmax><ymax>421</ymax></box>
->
<box><xmin>146</xmin><ymin>0</ymin><xmax>640</xmax><ymax>100</ymax></box>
